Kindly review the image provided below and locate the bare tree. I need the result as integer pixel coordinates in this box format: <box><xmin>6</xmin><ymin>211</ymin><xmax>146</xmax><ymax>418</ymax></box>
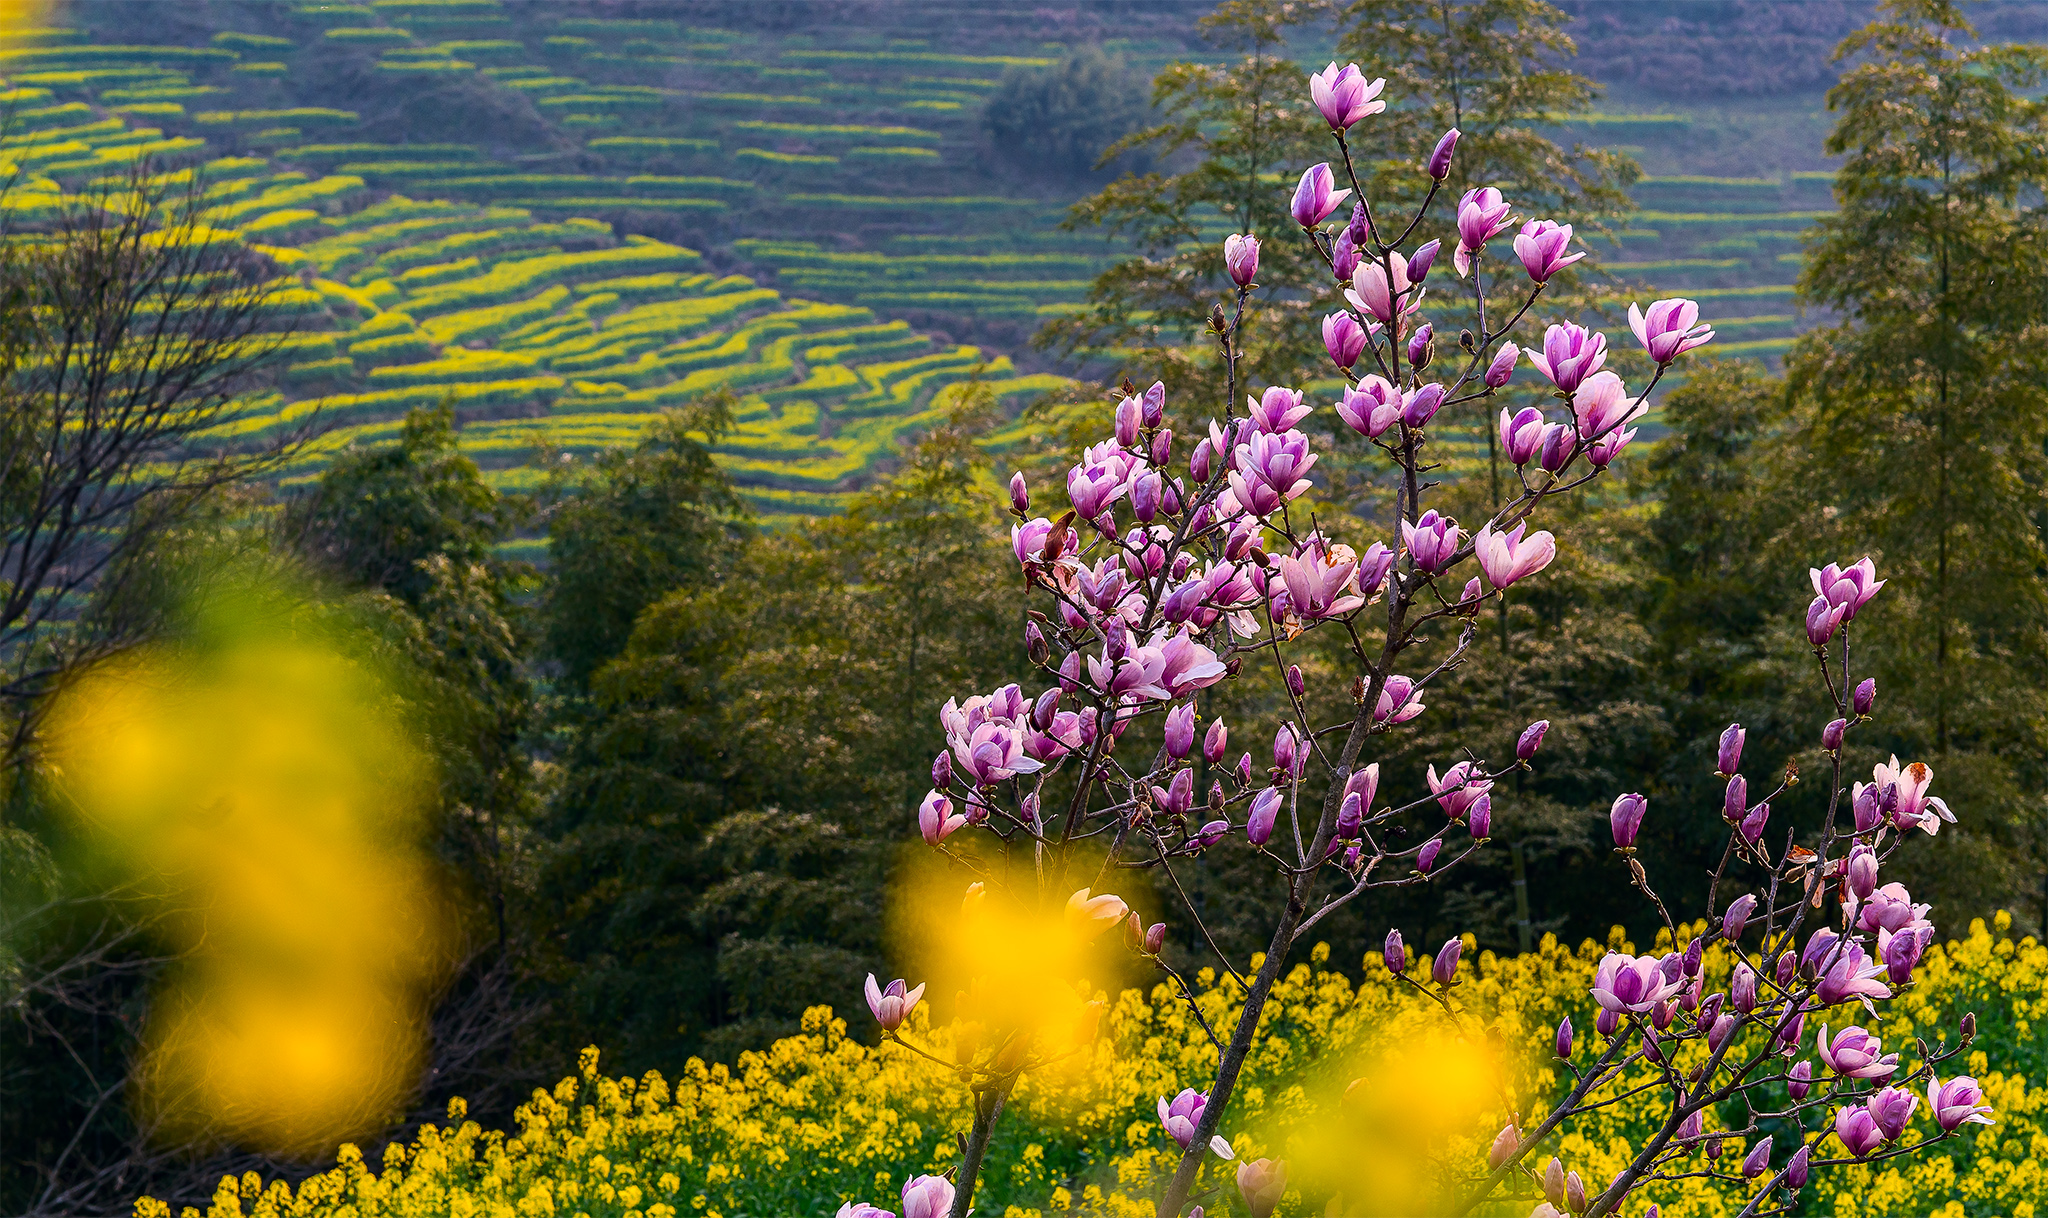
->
<box><xmin>0</xmin><ymin>161</ymin><xmax>302</xmax><ymax>746</ymax></box>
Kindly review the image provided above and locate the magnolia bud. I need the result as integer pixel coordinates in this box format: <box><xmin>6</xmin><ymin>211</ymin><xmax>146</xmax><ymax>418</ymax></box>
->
<box><xmin>1190</xmin><ymin>437</ymin><xmax>1214</xmax><ymax>483</ymax></box>
<box><xmin>1407</xmin><ymin>238</ymin><xmax>1440</xmax><ymax>284</ymax></box>
<box><xmin>1783</xmin><ymin>1143</ymin><xmax>1811</xmax><ymax>1189</ymax></box>
<box><xmin>1774</xmin><ymin>950</ymin><xmax>1796</xmax><ymax>987</ymax></box>
<box><xmin>1151</xmin><ymin>428</ymin><xmax>1173</xmax><ymax>468</ymax></box>
<box><xmin>1517</xmin><ymin>719</ymin><xmax>1549</xmax><ymax>761</ymax></box>
<box><xmin>1544</xmin><ymin>1158</ymin><xmax>1566</xmax><ymax>1208</ymax></box>
<box><xmin>932</xmin><ymin>752</ymin><xmax>953</xmax><ymax>789</ymax></box>
<box><xmin>1596</xmin><ymin>1006</ymin><xmax>1620</xmax><ymax>1037</ymax></box>
<box><xmin>1741</xmin><ymin>1136</ymin><xmax>1772</xmax><ymax>1180</ymax></box>
<box><xmin>1032</xmin><ymin>687</ymin><xmax>1060</xmax><ymax>731</ymax></box>
<box><xmin>1337</xmin><ymin>791</ymin><xmax>1363</xmax><ymax>839</ymax></box>
<box><xmin>1059</xmin><ymin>650</ymin><xmax>1081</xmax><ymax>693</ymax></box>
<box><xmin>1731</xmin><ymin>963</ymin><xmax>1757</xmax><ymax>1012</ymax></box>
<box><xmin>1822</xmin><ymin>717</ymin><xmax>1846</xmax><ymax>751</ymax></box>
<box><xmin>1144</xmin><ymin>921</ymin><xmax>1167</xmax><ymax>954</ymax></box>
<box><xmin>1115</xmin><ymin>395</ymin><xmax>1141</xmax><ymax>446</ymax></box>
<box><xmin>1484</xmin><ymin>341</ymin><xmax>1518</xmax><ymax>388</ymax></box>
<box><xmin>1555</xmin><ymin>1015</ymin><xmax>1573</xmax><ymax>1060</ymax></box>
<box><xmin>1164</xmin><ymin>702</ymin><xmax>1196</xmax><ymax>760</ymax></box>
<box><xmin>1682</xmin><ymin>939</ymin><xmax>1703</xmax><ymax>978</ymax></box>
<box><xmin>1140</xmin><ymin>380</ymin><xmax>1165</xmax><ymax>429</ymax></box>
<box><xmin>1610</xmin><ymin>792</ymin><xmax>1647</xmax><ymax>850</ymax></box>
<box><xmin>1433</xmin><ymin>936</ymin><xmax>1463</xmax><ymax>985</ymax></box>
<box><xmin>1717</xmin><ymin>723</ymin><xmax>1745</xmax><ymax>775</ymax></box>
<box><xmin>1025</xmin><ymin>620</ymin><xmax>1049</xmax><ymax>665</ymax></box>
<box><xmin>1286</xmin><ymin>664</ymin><xmax>1305</xmax><ymax>697</ymax></box>
<box><xmin>1854</xmin><ymin>677</ymin><xmax>1876</xmax><ymax>717</ymax></box>
<box><xmin>1467</xmin><ymin>793</ymin><xmax>1491</xmax><ymax>839</ymax></box>
<box><xmin>1722</xmin><ymin>893</ymin><xmax>1755</xmax><ymax>942</ymax></box>
<box><xmin>1384</xmin><ymin>928</ymin><xmax>1405</xmax><ymax>974</ymax></box>
<box><xmin>1407</xmin><ymin>321</ymin><xmax>1434</xmax><ymax>370</ymax></box>
<box><xmin>1847</xmin><ymin>841</ymin><xmax>1878</xmax><ymax>900</ymax></box>
<box><xmin>1723</xmin><ymin>774</ymin><xmax>1747</xmax><ymax>824</ymax></box>
<box><xmin>1708</xmin><ymin>1013</ymin><xmax>1737</xmax><ymax>1052</ymax></box>
<box><xmin>1565</xmin><ymin>1171</ymin><xmax>1586</xmax><ymax>1214</ymax></box>
<box><xmin>1417</xmin><ymin>838</ymin><xmax>1442</xmax><ymax>874</ymax></box>
<box><xmin>1427</xmin><ymin>128</ymin><xmax>1460</xmax><ymax>180</ymax></box>
<box><xmin>1788</xmin><ymin>1059</ymin><xmax>1811</xmax><ymax>1100</ymax></box>
<box><xmin>1204</xmin><ymin>719</ymin><xmax>1228</xmax><ymax>764</ymax></box>
<box><xmin>1739</xmin><ymin>800</ymin><xmax>1771</xmax><ymax>844</ymax></box>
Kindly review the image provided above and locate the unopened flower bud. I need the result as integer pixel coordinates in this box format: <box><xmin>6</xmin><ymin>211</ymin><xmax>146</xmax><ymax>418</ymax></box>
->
<box><xmin>1151</xmin><ymin>428</ymin><xmax>1173</xmax><ymax>469</ymax></box>
<box><xmin>1407</xmin><ymin>321</ymin><xmax>1434</xmax><ymax>370</ymax></box>
<box><xmin>1223</xmin><ymin>233</ymin><xmax>1260</xmax><ymax>287</ymax></box>
<box><xmin>1517</xmin><ymin>719</ymin><xmax>1549</xmax><ymax>761</ymax></box>
<box><xmin>1722</xmin><ymin>893</ymin><xmax>1755</xmax><ymax>943</ymax></box>
<box><xmin>1485</xmin><ymin>341</ymin><xmax>1518</xmax><ymax>388</ymax></box>
<box><xmin>1853</xmin><ymin>782</ymin><xmax>1881</xmax><ymax>832</ymax></box>
<box><xmin>1708</xmin><ymin>1013</ymin><xmax>1737</xmax><ymax>1052</ymax></box>
<box><xmin>1565</xmin><ymin>1170</ymin><xmax>1586</xmax><ymax>1214</ymax></box>
<box><xmin>1190</xmin><ymin>437</ymin><xmax>1214</xmax><ymax>483</ymax></box>
<box><xmin>1723</xmin><ymin>774</ymin><xmax>1747</xmax><ymax>824</ymax></box>
<box><xmin>1783</xmin><ymin>1143</ymin><xmax>1811</xmax><ymax>1189</ymax></box>
<box><xmin>1427</xmin><ymin>128</ymin><xmax>1460</xmax><ymax>180</ymax></box>
<box><xmin>1408</xmin><ymin>238</ymin><xmax>1440</xmax><ymax>284</ymax></box>
<box><xmin>1237</xmin><ymin>752</ymin><xmax>1253</xmax><ymax>785</ymax></box>
<box><xmin>1683</xmin><ymin>938</ymin><xmax>1703</xmax><ymax>978</ymax></box>
<box><xmin>1717</xmin><ymin>722</ymin><xmax>1745</xmax><ymax>775</ymax></box>
<box><xmin>1774</xmin><ymin>950</ymin><xmax>1796</xmax><ymax>987</ymax></box>
<box><xmin>1417</xmin><ymin>838</ymin><xmax>1442</xmax><ymax>874</ymax></box>
<box><xmin>1610</xmin><ymin>792</ymin><xmax>1646</xmax><ymax>850</ymax></box>
<box><xmin>1544</xmin><ymin>1158</ymin><xmax>1566</xmax><ymax>1207</ymax></box>
<box><xmin>932</xmin><ymin>752</ymin><xmax>953</xmax><ymax>789</ymax></box>
<box><xmin>1193</xmin><ymin>818</ymin><xmax>1226</xmax><ymax>848</ymax></box>
<box><xmin>1286</xmin><ymin>664</ymin><xmax>1305</xmax><ymax>698</ymax></box>
<box><xmin>1202</xmin><ymin>718</ymin><xmax>1228</xmax><ymax>765</ymax></box>
<box><xmin>1115</xmin><ymin>396</ymin><xmax>1141</xmax><ymax>446</ymax></box>
<box><xmin>1246</xmin><ymin>788</ymin><xmax>1281</xmax><ymax>846</ymax></box>
<box><xmin>1853</xmin><ymin>677</ymin><xmax>1876</xmax><ymax>717</ymax></box>
<box><xmin>1596</xmin><ymin>1006</ymin><xmax>1620</xmax><ymax>1037</ymax></box>
<box><xmin>1140</xmin><ymin>380</ymin><xmax>1165</xmax><ymax>429</ymax></box>
<box><xmin>1165</xmin><ymin>702</ymin><xmax>1196</xmax><ymax>760</ymax></box>
<box><xmin>1059</xmin><ymin>650</ymin><xmax>1081</xmax><ymax>693</ymax></box>
<box><xmin>1741</xmin><ymin>1135</ymin><xmax>1772</xmax><ymax>1180</ymax></box>
<box><xmin>1432</xmin><ymin>936</ymin><xmax>1462</xmax><ymax>985</ymax></box>
<box><xmin>1788</xmin><ymin>1059</ymin><xmax>1811</xmax><ymax>1100</ymax></box>
<box><xmin>1467</xmin><ymin>793</ymin><xmax>1491</xmax><ymax>839</ymax></box>
<box><xmin>1487</xmin><ymin>1122</ymin><xmax>1519</xmax><ymax>1170</ymax></box>
<box><xmin>1331</xmin><ymin>224</ymin><xmax>1362</xmax><ymax>281</ymax></box>
<box><xmin>1337</xmin><ymin>791</ymin><xmax>1363</xmax><ymax>839</ymax></box>
<box><xmin>1847</xmin><ymin>841</ymin><xmax>1878</xmax><ymax>900</ymax></box>
<box><xmin>1144</xmin><ymin>922</ymin><xmax>1167</xmax><ymax>954</ymax></box>
<box><xmin>1731</xmin><ymin>963</ymin><xmax>1757</xmax><ymax>1012</ymax></box>
<box><xmin>1739</xmin><ymin>800</ymin><xmax>1771</xmax><ymax>844</ymax></box>
<box><xmin>1383</xmin><ymin>928</ymin><xmax>1405</xmax><ymax>974</ymax></box>
<box><xmin>1555</xmin><ymin>1015</ymin><xmax>1573</xmax><ymax>1060</ymax></box>
<box><xmin>1025</xmin><ymin>620</ymin><xmax>1049</xmax><ymax>665</ymax></box>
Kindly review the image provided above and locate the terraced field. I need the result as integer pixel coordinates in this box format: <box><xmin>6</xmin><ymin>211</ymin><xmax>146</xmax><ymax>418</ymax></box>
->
<box><xmin>0</xmin><ymin>4</ymin><xmax>1841</xmax><ymax>528</ymax></box>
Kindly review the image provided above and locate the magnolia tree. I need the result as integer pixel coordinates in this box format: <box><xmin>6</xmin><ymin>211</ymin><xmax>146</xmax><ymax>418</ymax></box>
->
<box><xmin>840</xmin><ymin>62</ymin><xmax>1991</xmax><ymax>1218</ymax></box>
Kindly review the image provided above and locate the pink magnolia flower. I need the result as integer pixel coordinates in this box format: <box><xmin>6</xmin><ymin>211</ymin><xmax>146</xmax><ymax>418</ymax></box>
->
<box><xmin>1248</xmin><ymin>386</ymin><xmax>1312</xmax><ymax>433</ymax></box>
<box><xmin>1065</xmin><ymin>887</ymin><xmax>1129</xmax><ymax>937</ymax></box>
<box><xmin>1807</xmin><ymin>594</ymin><xmax>1848</xmax><ymax>647</ymax></box>
<box><xmin>1572</xmin><ymin>370</ymin><xmax>1647</xmax><ymax>441</ymax></box>
<box><xmin>1158</xmin><ymin>1087</ymin><xmax>1209</xmax><ymax>1148</ymax></box>
<box><xmin>1237</xmin><ymin>1158</ymin><xmax>1288</xmax><ymax>1218</ymax></box>
<box><xmin>1427</xmin><ymin>759</ymin><xmax>1492</xmax><ymax>819</ymax></box>
<box><xmin>1592</xmin><ymin>952</ymin><xmax>1684</xmax><ymax>1013</ymax></box>
<box><xmin>1927</xmin><ymin>1075</ymin><xmax>1996</xmax><ymax>1131</ymax></box>
<box><xmin>1816</xmin><ymin>940</ymin><xmax>1892</xmax><ymax>1005</ymax></box>
<box><xmin>1011</xmin><ymin>516</ymin><xmax>1075</xmax><ymax>566</ymax></box>
<box><xmin>1586</xmin><ymin>420</ymin><xmax>1639</xmax><ymax>468</ymax></box>
<box><xmin>918</xmin><ymin>790</ymin><xmax>966</xmax><ymax>844</ymax></box>
<box><xmin>1629</xmin><ymin>297</ymin><xmax>1714</xmax><ymax>363</ymax></box>
<box><xmin>1358</xmin><ymin>540</ymin><xmax>1395</xmax><ymax>597</ymax></box>
<box><xmin>1224</xmin><ymin>233</ymin><xmax>1260</xmax><ymax>286</ymax></box>
<box><xmin>1868</xmin><ymin>756</ymin><xmax>1952</xmax><ymax>834</ymax></box>
<box><xmin>1276</xmin><ymin>549</ymin><xmax>1365</xmax><ymax>621</ymax></box>
<box><xmin>1866</xmin><ymin>1086</ymin><xmax>1918</xmax><ymax>1143</ymax></box>
<box><xmin>1513</xmin><ymin>219</ymin><xmax>1585</xmax><ymax>283</ymax></box>
<box><xmin>836</xmin><ymin>1203</ymin><xmax>894</xmax><ymax>1218</ymax></box>
<box><xmin>1812</xmin><ymin>557</ymin><xmax>1885</xmax><ymax>620</ymax></box>
<box><xmin>1856</xmin><ymin>880</ymin><xmax>1933</xmax><ymax>935</ymax></box>
<box><xmin>1402</xmin><ymin>382</ymin><xmax>1447</xmax><ymax>428</ymax></box>
<box><xmin>1337</xmin><ymin>375</ymin><xmax>1404</xmax><ymax>439</ymax></box>
<box><xmin>865</xmin><ymin>973</ymin><xmax>926</xmax><ymax>1030</ymax></box>
<box><xmin>1323</xmin><ymin>311</ymin><xmax>1368</xmax><ymax>368</ymax></box>
<box><xmin>1290</xmin><ymin>162</ymin><xmax>1351</xmax><ymax>228</ymax></box>
<box><xmin>1474</xmin><ymin>520</ymin><xmax>1557</xmax><ymax>589</ymax></box>
<box><xmin>1834</xmin><ymin>1104</ymin><xmax>1885</xmax><ymax>1157</ymax></box>
<box><xmin>1817</xmin><ymin>1023</ymin><xmax>1898</xmax><ymax>1080</ymax></box>
<box><xmin>1878</xmin><ymin>924</ymin><xmax>1930</xmax><ymax>984</ymax></box>
<box><xmin>900</xmin><ymin>1175</ymin><xmax>954</xmax><ymax>1218</ymax></box>
<box><xmin>1067</xmin><ymin>456</ymin><xmax>1128</xmax><ymax>520</ymax></box>
<box><xmin>1229</xmin><ymin>428</ymin><xmax>1316</xmax><ymax>515</ymax></box>
<box><xmin>1454</xmin><ymin>186</ymin><xmax>1515</xmax><ymax>276</ymax></box>
<box><xmin>1156</xmin><ymin>626</ymin><xmax>1228</xmax><ymax>696</ymax></box>
<box><xmin>1308</xmin><ymin>62</ymin><xmax>1386</xmax><ymax>130</ymax></box>
<box><xmin>1485</xmin><ymin>340</ymin><xmax>1519</xmax><ymax>387</ymax></box>
<box><xmin>1537</xmin><ymin>422</ymin><xmax>1578</xmax><ymax>472</ymax></box>
<box><xmin>1374</xmin><ymin>674</ymin><xmax>1426</xmax><ymax>725</ymax></box>
<box><xmin>1528</xmin><ymin>321</ymin><xmax>1607</xmax><ymax>393</ymax></box>
<box><xmin>1346</xmin><ymin>257</ymin><xmax>1403</xmax><ymax>325</ymax></box>
<box><xmin>1088</xmin><ymin>640</ymin><xmax>1170</xmax><ymax>702</ymax></box>
<box><xmin>1401</xmin><ymin>509</ymin><xmax>1462</xmax><ymax>574</ymax></box>
<box><xmin>1499</xmin><ymin>407</ymin><xmax>1546</xmax><ymax>465</ymax></box>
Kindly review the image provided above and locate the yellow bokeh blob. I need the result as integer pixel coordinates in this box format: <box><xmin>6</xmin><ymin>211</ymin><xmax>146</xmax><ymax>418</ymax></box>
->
<box><xmin>45</xmin><ymin>621</ymin><xmax>455</xmax><ymax>1157</ymax></box>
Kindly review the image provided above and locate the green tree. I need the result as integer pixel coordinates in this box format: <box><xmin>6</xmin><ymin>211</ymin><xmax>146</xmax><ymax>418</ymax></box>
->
<box><xmin>540</xmin><ymin>395</ymin><xmax>752</xmax><ymax>691</ymax></box>
<box><xmin>1788</xmin><ymin>0</ymin><xmax>2048</xmax><ymax>925</ymax></box>
<box><xmin>539</xmin><ymin>390</ymin><xmax>1025</xmax><ymax>1064</ymax></box>
<box><xmin>1041</xmin><ymin>0</ymin><xmax>1339</xmax><ymax>392</ymax></box>
<box><xmin>983</xmin><ymin>46</ymin><xmax>1151</xmax><ymax>182</ymax></box>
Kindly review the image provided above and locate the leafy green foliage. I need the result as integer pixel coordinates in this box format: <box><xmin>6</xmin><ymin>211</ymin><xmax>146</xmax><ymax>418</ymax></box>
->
<box><xmin>982</xmin><ymin>47</ymin><xmax>1151</xmax><ymax>180</ymax></box>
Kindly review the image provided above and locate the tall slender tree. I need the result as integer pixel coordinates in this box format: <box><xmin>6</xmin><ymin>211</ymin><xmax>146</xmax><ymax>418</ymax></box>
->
<box><xmin>1788</xmin><ymin>0</ymin><xmax>2048</xmax><ymax>921</ymax></box>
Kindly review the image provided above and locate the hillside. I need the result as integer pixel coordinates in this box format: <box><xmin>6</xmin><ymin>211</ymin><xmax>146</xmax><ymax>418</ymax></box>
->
<box><xmin>0</xmin><ymin>0</ymin><xmax>1937</xmax><ymax>523</ymax></box>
